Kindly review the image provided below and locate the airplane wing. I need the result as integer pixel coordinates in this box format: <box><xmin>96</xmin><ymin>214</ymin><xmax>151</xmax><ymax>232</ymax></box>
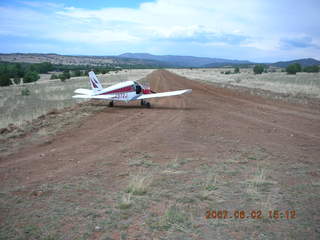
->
<box><xmin>74</xmin><ymin>88</ymin><xmax>93</xmax><ymax>95</ymax></box>
<box><xmin>72</xmin><ymin>94</ymin><xmax>116</xmax><ymax>100</ymax></box>
<box><xmin>136</xmin><ymin>89</ymin><xmax>192</xmax><ymax>100</ymax></box>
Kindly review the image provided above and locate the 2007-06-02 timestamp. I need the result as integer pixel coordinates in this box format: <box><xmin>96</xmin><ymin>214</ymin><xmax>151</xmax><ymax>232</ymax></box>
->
<box><xmin>205</xmin><ymin>210</ymin><xmax>296</xmax><ymax>220</ymax></box>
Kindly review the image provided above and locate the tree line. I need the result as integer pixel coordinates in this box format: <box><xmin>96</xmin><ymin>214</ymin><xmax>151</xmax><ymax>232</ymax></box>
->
<box><xmin>253</xmin><ymin>63</ymin><xmax>319</xmax><ymax>74</ymax></box>
<box><xmin>0</xmin><ymin>62</ymin><xmax>51</xmax><ymax>86</ymax></box>
<box><xmin>0</xmin><ymin>62</ymin><xmax>121</xmax><ymax>86</ymax></box>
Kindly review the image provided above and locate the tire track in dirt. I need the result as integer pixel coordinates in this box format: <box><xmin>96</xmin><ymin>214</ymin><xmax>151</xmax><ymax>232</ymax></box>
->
<box><xmin>0</xmin><ymin>69</ymin><xmax>319</xmax><ymax>188</ymax></box>
<box><xmin>163</xmin><ymin>70</ymin><xmax>320</xmax><ymax>140</ymax></box>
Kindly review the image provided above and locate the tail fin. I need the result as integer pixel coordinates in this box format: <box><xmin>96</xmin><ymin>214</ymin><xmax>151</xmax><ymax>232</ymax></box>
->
<box><xmin>88</xmin><ymin>71</ymin><xmax>103</xmax><ymax>91</ymax></box>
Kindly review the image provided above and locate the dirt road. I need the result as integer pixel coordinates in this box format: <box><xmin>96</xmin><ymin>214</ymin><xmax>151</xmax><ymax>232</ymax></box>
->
<box><xmin>1</xmin><ymin>70</ymin><xmax>320</xmax><ymax>239</ymax></box>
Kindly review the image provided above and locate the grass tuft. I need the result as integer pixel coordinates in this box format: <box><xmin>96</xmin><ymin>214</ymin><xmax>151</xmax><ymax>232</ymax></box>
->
<box><xmin>128</xmin><ymin>159</ymin><xmax>155</xmax><ymax>168</ymax></box>
<box><xmin>245</xmin><ymin>167</ymin><xmax>275</xmax><ymax>196</ymax></box>
<box><xmin>149</xmin><ymin>205</ymin><xmax>193</xmax><ymax>232</ymax></box>
<box><xmin>126</xmin><ymin>173</ymin><xmax>153</xmax><ymax>195</ymax></box>
<box><xmin>205</xmin><ymin>173</ymin><xmax>218</xmax><ymax>191</ymax></box>
<box><xmin>118</xmin><ymin>193</ymin><xmax>132</xmax><ymax>210</ymax></box>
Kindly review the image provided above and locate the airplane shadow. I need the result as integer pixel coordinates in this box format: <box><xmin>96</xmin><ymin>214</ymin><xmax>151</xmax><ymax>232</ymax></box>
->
<box><xmin>116</xmin><ymin>105</ymin><xmax>195</xmax><ymax>110</ymax></box>
<box><xmin>89</xmin><ymin>102</ymin><xmax>195</xmax><ymax>111</ymax></box>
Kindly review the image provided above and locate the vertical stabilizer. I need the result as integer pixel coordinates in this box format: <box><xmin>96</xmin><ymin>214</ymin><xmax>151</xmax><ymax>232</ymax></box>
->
<box><xmin>88</xmin><ymin>71</ymin><xmax>103</xmax><ymax>91</ymax></box>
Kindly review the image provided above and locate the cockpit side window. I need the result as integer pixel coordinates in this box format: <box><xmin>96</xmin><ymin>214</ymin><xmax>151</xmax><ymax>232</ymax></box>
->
<box><xmin>134</xmin><ymin>82</ymin><xmax>142</xmax><ymax>94</ymax></box>
<box><xmin>136</xmin><ymin>85</ymin><xmax>142</xmax><ymax>94</ymax></box>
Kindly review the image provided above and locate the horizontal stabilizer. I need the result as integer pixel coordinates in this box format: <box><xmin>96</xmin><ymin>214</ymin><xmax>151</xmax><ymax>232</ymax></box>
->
<box><xmin>72</xmin><ymin>94</ymin><xmax>116</xmax><ymax>100</ymax></box>
<box><xmin>74</xmin><ymin>88</ymin><xmax>93</xmax><ymax>95</ymax></box>
<box><xmin>137</xmin><ymin>89</ymin><xmax>192</xmax><ymax>100</ymax></box>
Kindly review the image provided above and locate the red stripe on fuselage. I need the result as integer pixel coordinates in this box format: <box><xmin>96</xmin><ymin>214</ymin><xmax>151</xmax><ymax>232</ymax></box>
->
<box><xmin>100</xmin><ymin>86</ymin><xmax>134</xmax><ymax>95</ymax></box>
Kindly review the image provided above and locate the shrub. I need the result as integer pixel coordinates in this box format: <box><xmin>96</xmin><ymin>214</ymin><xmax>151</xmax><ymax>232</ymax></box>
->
<box><xmin>50</xmin><ymin>74</ymin><xmax>58</xmax><ymax>80</ymax></box>
<box><xmin>59</xmin><ymin>74</ymin><xmax>66</xmax><ymax>82</ymax></box>
<box><xmin>13</xmin><ymin>77</ymin><xmax>21</xmax><ymax>84</ymax></box>
<box><xmin>234</xmin><ymin>67</ymin><xmax>240</xmax><ymax>73</ymax></box>
<box><xmin>224</xmin><ymin>70</ymin><xmax>232</xmax><ymax>75</ymax></box>
<box><xmin>286</xmin><ymin>63</ymin><xmax>301</xmax><ymax>74</ymax></box>
<box><xmin>62</xmin><ymin>70</ymin><xmax>71</xmax><ymax>79</ymax></box>
<box><xmin>72</xmin><ymin>70</ymin><xmax>81</xmax><ymax>77</ymax></box>
<box><xmin>23</xmin><ymin>71</ymin><xmax>40</xmax><ymax>83</ymax></box>
<box><xmin>303</xmin><ymin>65</ymin><xmax>319</xmax><ymax>73</ymax></box>
<box><xmin>253</xmin><ymin>65</ymin><xmax>264</xmax><ymax>74</ymax></box>
<box><xmin>0</xmin><ymin>73</ymin><xmax>11</xmax><ymax>86</ymax></box>
<box><xmin>21</xmin><ymin>88</ymin><xmax>31</xmax><ymax>96</ymax></box>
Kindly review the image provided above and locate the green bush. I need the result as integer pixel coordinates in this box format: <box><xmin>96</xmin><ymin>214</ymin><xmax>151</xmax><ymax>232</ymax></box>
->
<box><xmin>72</xmin><ymin>70</ymin><xmax>81</xmax><ymax>77</ymax></box>
<box><xmin>59</xmin><ymin>74</ymin><xmax>66</xmax><ymax>82</ymax></box>
<box><xmin>50</xmin><ymin>74</ymin><xmax>58</xmax><ymax>79</ymax></box>
<box><xmin>225</xmin><ymin>70</ymin><xmax>232</xmax><ymax>75</ymax></box>
<box><xmin>253</xmin><ymin>65</ymin><xmax>264</xmax><ymax>74</ymax></box>
<box><xmin>21</xmin><ymin>88</ymin><xmax>31</xmax><ymax>96</ymax></box>
<box><xmin>0</xmin><ymin>73</ymin><xmax>11</xmax><ymax>86</ymax></box>
<box><xmin>93</xmin><ymin>68</ymin><xmax>100</xmax><ymax>74</ymax></box>
<box><xmin>234</xmin><ymin>67</ymin><xmax>240</xmax><ymax>74</ymax></box>
<box><xmin>303</xmin><ymin>65</ymin><xmax>319</xmax><ymax>73</ymax></box>
<box><xmin>286</xmin><ymin>63</ymin><xmax>301</xmax><ymax>74</ymax></box>
<box><xmin>13</xmin><ymin>77</ymin><xmax>21</xmax><ymax>84</ymax></box>
<box><xmin>23</xmin><ymin>71</ymin><xmax>40</xmax><ymax>83</ymax></box>
<box><xmin>62</xmin><ymin>70</ymin><xmax>70</xmax><ymax>79</ymax></box>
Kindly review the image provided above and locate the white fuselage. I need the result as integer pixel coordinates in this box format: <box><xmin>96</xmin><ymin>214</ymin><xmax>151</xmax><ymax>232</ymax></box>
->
<box><xmin>92</xmin><ymin>81</ymin><xmax>142</xmax><ymax>101</ymax></box>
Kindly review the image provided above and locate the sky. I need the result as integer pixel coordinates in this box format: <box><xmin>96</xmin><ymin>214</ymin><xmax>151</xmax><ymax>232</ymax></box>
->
<box><xmin>0</xmin><ymin>0</ymin><xmax>319</xmax><ymax>62</ymax></box>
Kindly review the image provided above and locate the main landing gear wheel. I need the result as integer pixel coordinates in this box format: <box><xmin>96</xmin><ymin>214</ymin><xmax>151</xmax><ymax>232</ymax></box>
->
<box><xmin>108</xmin><ymin>101</ymin><xmax>114</xmax><ymax>107</ymax></box>
<box><xmin>140</xmin><ymin>100</ymin><xmax>151</xmax><ymax>108</ymax></box>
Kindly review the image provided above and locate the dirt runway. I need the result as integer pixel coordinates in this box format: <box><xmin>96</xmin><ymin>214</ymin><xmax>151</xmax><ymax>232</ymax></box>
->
<box><xmin>1</xmin><ymin>70</ymin><xmax>320</xmax><ymax>239</ymax></box>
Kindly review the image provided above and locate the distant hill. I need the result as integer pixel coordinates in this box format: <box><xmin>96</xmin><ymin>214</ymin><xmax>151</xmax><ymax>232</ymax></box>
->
<box><xmin>0</xmin><ymin>53</ymin><xmax>169</xmax><ymax>68</ymax></box>
<box><xmin>271</xmin><ymin>58</ymin><xmax>320</xmax><ymax>67</ymax></box>
<box><xmin>119</xmin><ymin>53</ymin><xmax>252</xmax><ymax>67</ymax></box>
<box><xmin>1</xmin><ymin>53</ymin><xmax>319</xmax><ymax>68</ymax></box>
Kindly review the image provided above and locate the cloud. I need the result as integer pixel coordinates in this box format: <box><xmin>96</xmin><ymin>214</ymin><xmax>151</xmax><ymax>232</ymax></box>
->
<box><xmin>19</xmin><ymin>1</ymin><xmax>64</xmax><ymax>9</ymax></box>
<box><xmin>280</xmin><ymin>36</ymin><xmax>320</xmax><ymax>50</ymax></box>
<box><xmin>53</xmin><ymin>1</ymin><xmax>253</xmax><ymax>46</ymax></box>
<box><xmin>0</xmin><ymin>0</ymin><xmax>319</xmax><ymax>61</ymax></box>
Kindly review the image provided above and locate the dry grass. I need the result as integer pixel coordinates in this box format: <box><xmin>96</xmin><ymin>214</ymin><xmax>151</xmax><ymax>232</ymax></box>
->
<box><xmin>245</xmin><ymin>167</ymin><xmax>276</xmax><ymax>197</ymax></box>
<box><xmin>0</xmin><ymin>69</ymin><xmax>154</xmax><ymax>128</ymax></box>
<box><xmin>126</xmin><ymin>172</ymin><xmax>153</xmax><ymax>195</ymax></box>
<box><xmin>204</xmin><ymin>173</ymin><xmax>218</xmax><ymax>191</ymax></box>
<box><xmin>118</xmin><ymin>193</ymin><xmax>133</xmax><ymax>210</ymax></box>
<box><xmin>1</xmin><ymin>68</ymin><xmax>318</xmax><ymax>129</ymax></box>
<box><xmin>158</xmin><ymin>205</ymin><xmax>193</xmax><ymax>232</ymax></box>
<box><xmin>1</xmin><ymin>146</ymin><xmax>318</xmax><ymax>239</ymax></box>
<box><xmin>169</xmin><ymin>68</ymin><xmax>320</xmax><ymax>98</ymax></box>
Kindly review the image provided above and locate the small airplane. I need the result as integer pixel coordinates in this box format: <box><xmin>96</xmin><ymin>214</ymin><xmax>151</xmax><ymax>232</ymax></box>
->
<box><xmin>72</xmin><ymin>71</ymin><xmax>192</xmax><ymax>107</ymax></box>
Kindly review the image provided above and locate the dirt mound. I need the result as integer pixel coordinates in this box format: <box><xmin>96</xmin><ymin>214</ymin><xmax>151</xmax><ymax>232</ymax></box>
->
<box><xmin>1</xmin><ymin>70</ymin><xmax>320</xmax><ymax>239</ymax></box>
